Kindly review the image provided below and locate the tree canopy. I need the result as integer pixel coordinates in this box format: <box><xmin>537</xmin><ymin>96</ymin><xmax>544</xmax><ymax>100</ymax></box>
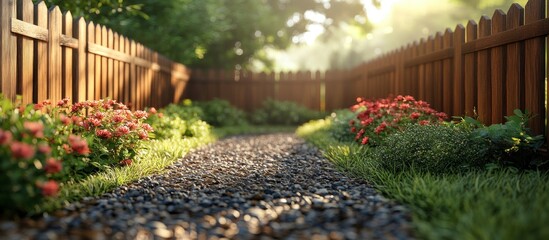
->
<box><xmin>39</xmin><ymin>0</ymin><xmax>374</xmax><ymax>70</ymax></box>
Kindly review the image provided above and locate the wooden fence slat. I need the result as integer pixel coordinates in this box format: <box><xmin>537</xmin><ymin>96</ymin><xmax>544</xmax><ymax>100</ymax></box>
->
<box><xmin>100</xmin><ymin>26</ymin><xmax>107</xmax><ymax>99</ymax></box>
<box><xmin>75</xmin><ymin>17</ymin><xmax>86</xmax><ymax>103</ymax></box>
<box><xmin>1</xmin><ymin>0</ymin><xmax>17</xmax><ymax>101</ymax></box>
<box><xmin>505</xmin><ymin>4</ymin><xmax>525</xmax><ymax>117</ymax></box>
<box><xmin>113</xmin><ymin>32</ymin><xmax>120</xmax><ymax>101</ymax></box>
<box><xmin>453</xmin><ymin>25</ymin><xmax>465</xmax><ymax>117</ymax></box>
<box><xmin>433</xmin><ymin>32</ymin><xmax>443</xmax><ymax>110</ymax></box>
<box><xmin>107</xmin><ymin>29</ymin><xmax>114</xmax><ymax>99</ymax></box>
<box><xmin>35</xmin><ymin>1</ymin><xmax>47</xmax><ymax>101</ymax></box>
<box><xmin>464</xmin><ymin>20</ymin><xmax>478</xmax><ymax>116</ymax></box>
<box><xmin>524</xmin><ymin>0</ymin><xmax>545</xmax><ymax>135</ymax></box>
<box><xmin>94</xmin><ymin>24</ymin><xmax>101</xmax><ymax>100</ymax></box>
<box><xmin>48</xmin><ymin>6</ymin><xmax>62</xmax><ymax>102</ymax></box>
<box><xmin>62</xmin><ymin>10</ymin><xmax>73</xmax><ymax>100</ymax></box>
<box><xmin>490</xmin><ymin>10</ymin><xmax>506</xmax><ymax>124</ymax></box>
<box><xmin>477</xmin><ymin>16</ymin><xmax>492</xmax><ymax>123</ymax></box>
<box><xmin>442</xmin><ymin>28</ymin><xmax>453</xmax><ymax>116</ymax></box>
<box><xmin>18</xmin><ymin>0</ymin><xmax>34</xmax><ymax>104</ymax></box>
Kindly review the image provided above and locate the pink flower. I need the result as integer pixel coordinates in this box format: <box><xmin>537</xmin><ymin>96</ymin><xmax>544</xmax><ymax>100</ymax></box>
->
<box><xmin>404</xmin><ymin>95</ymin><xmax>415</xmax><ymax>102</ymax></box>
<box><xmin>57</xmin><ymin>98</ymin><xmax>70</xmax><ymax>107</ymax></box>
<box><xmin>148</xmin><ymin>107</ymin><xmax>157</xmax><ymax>114</ymax></box>
<box><xmin>115</xmin><ymin>126</ymin><xmax>130</xmax><ymax>137</ymax></box>
<box><xmin>361</xmin><ymin>118</ymin><xmax>374</xmax><ymax>126</ymax></box>
<box><xmin>134</xmin><ymin>110</ymin><xmax>148</xmax><ymax>119</ymax></box>
<box><xmin>141</xmin><ymin>123</ymin><xmax>153</xmax><ymax>132</ymax></box>
<box><xmin>0</xmin><ymin>130</ymin><xmax>13</xmax><ymax>145</ymax></box>
<box><xmin>361</xmin><ymin>137</ymin><xmax>369</xmax><ymax>145</ymax></box>
<box><xmin>59</xmin><ymin>114</ymin><xmax>71</xmax><ymax>125</ymax></box>
<box><xmin>356</xmin><ymin>97</ymin><xmax>364</xmax><ymax>103</ymax></box>
<box><xmin>62</xmin><ymin>144</ymin><xmax>72</xmax><ymax>154</ymax></box>
<box><xmin>68</xmin><ymin>135</ymin><xmax>90</xmax><ymax>155</ymax></box>
<box><xmin>126</xmin><ymin>122</ymin><xmax>138</xmax><ymax>130</ymax></box>
<box><xmin>138</xmin><ymin>130</ymin><xmax>149</xmax><ymax>140</ymax></box>
<box><xmin>93</xmin><ymin>112</ymin><xmax>105</xmax><ymax>120</ymax></box>
<box><xmin>399</xmin><ymin>103</ymin><xmax>410</xmax><ymax>110</ymax></box>
<box><xmin>38</xmin><ymin>144</ymin><xmax>51</xmax><ymax>154</ymax></box>
<box><xmin>24</xmin><ymin>121</ymin><xmax>44</xmax><ymax>138</ymax></box>
<box><xmin>39</xmin><ymin>180</ymin><xmax>59</xmax><ymax>197</ymax></box>
<box><xmin>87</xmin><ymin>118</ymin><xmax>102</xmax><ymax>127</ymax></box>
<box><xmin>41</xmin><ymin>99</ymin><xmax>51</xmax><ymax>106</ymax></box>
<box><xmin>44</xmin><ymin>158</ymin><xmax>62</xmax><ymax>174</ymax></box>
<box><xmin>96</xmin><ymin>129</ymin><xmax>112</xmax><ymax>139</ymax></box>
<box><xmin>11</xmin><ymin>142</ymin><xmax>35</xmax><ymax>159</ymax></box>
<box><xmin>112</xmin><ymin>114</ymin><xmax>125</xmax><ymax>123</ymax></box>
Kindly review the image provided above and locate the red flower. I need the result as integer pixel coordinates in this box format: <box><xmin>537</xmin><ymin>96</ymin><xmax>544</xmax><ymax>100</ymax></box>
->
<box><xmin>68</xmin><ymin>135</ymin><xmax>90</xmax><ymax>155</ymax></box>
<box><xmin>11</xmin><ymin>142</ymin><xmax>35</xmax><ymax>159</ymax></box>
<box><xmin>119</xmin><ymin>159</ymin><xmax>132</xmax><ymax>166</ymax></box>
<box><xmin>87</xmin><ymin>118</ymin><xmax>102</xmax><ymax>127</ymax></box>
<box><xmin>374</xmin><ymin>122</ymin><xmax>387</xmax><ymax>135</ymax></box>
<box><xmin>96</xmin><ymin>129</ymin><xmax>112</xmax><ymax>139</ymax></box>
<box><xmin>93</xmin><ymin>112</ymin><xmax>105</xmax><ymax>120</ymax></box>
<box><xmin>44</xmin><ymin>158</ymin><xmax>62</xmax><ymax>174</ymax></box>
<box><xmin>34</xmin><ymin>103</ymin><xmax>44</xmax><ymax>111</ymax></box>
<box><xmin>356</xmin><ymin>97</ymin><xmax>364</xmax><ymax>103</ymax></box>
<box><xmin>148</xmin><ymin>107</ymin><xmax>157</xmax><ymax>114</ymax></box>
<box><xmin>404</xmin><ymin>95</ymin><xmax>415</xmax><ymax>102</ymax></box>
<box><xmin>0</xmin><ymin>130</ymin><xmax>13</xmax><ymax>145</ymax></box>
<box><xmin>410</xmin><ymin>112</ymin><xmax>421</xmax><ymax>120</ymax></box>
<box><xmin>114</xmin><ymin>126</ymin><xmax>130</xmax><ymax>137</ymax></box>
<box><xmin>126</xmin><ymin>122</ymin><xmax>138</xmax><ymax>130</ymax></box>
<box><xmin>419</xmin><ymin>120</ymin><xmax>430</xmax><ymax>125</ymax></box>
<box><xmin>39</xmin><ymin>180</ymin><xmax>59</xmax><ymax>197</ymax></box>
<box><xmin>24</xmin><ymin>121</ymin><xmax>44</xmax><ymax>138</ymax></box>
<box><xmin>62</xmin><ymin>144</ymin><xmax>72</xmax><ymax>154</ymax></box>
<box><xmin>350</xmin><ymin>127</ymin><xmax>357</xmax><ymax>133</ymax></box>
<box><xmin>361</xmin><ymin>137</ymin><xmax>369</xmax><ymax>145</ymax></box>
<box><xmin>57</xmin><ymin>98</ymin><xmax>70</xmax><ymax>107</ymax></box>
<box><xmin>41</xmin><ymin>99</ymin><xmax>51</xmax><ymax>106</ymax></box>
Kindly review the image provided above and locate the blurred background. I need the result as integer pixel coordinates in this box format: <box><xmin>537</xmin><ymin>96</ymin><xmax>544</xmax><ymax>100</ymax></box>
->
<box><xmin>38</xmin><ymin>0</ymin><xmax>527</xmax><ymax>72</ymax></box>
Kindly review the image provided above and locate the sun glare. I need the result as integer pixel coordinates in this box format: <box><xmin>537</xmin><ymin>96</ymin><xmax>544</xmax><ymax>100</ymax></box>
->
<box><xmin>362</xmin><ymin>0</ymin><xmax>399</xmax><ymax>25</ymax></box>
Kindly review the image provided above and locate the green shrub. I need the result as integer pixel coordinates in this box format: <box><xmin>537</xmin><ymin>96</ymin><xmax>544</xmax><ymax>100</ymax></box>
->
<box><xmin>328</xmin><ymin>109</ymin><xmax>358</xmax><ymax>143</ymax></box>
<box><xmin>195</xmin><ymin>99</ymin><xmax>248</xmax><ymax>127</ymax></box>
<box><xmin>161</xmin><ymin>99</ymin><xmax>203</xmax><ymax>122</ymax></box>
<box><xmin>375</xmin><ymin>124</ymin><xmax>488</xmax><ymax>174</ymax></box>
<box><xmin>251</xmin><ymin>98</ymin><xmax>325</xmax><ymax>125</ymax></box>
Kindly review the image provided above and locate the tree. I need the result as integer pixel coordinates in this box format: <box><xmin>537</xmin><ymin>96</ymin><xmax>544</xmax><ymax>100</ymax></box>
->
<box><xmin>35</xmin><ymin>0</ymin><xmax>374</xmax><ymax>70</ymax></box>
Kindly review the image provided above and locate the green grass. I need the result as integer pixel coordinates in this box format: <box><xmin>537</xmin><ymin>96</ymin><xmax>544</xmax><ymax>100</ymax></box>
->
<box><xmin>297</xmin><ymin>119</ymin><xmax>549</xmax><ymax>240</ymax></box>
<box><xmin>38</xmin><ymin>134</ymin><xmax>215</xmax><ymax>214</ymax></box>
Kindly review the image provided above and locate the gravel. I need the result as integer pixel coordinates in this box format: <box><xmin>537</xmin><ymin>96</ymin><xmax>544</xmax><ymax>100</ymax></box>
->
<box><xmin>0</xmin><ymin>133</ymin><xmax>414</xmax><ymax>239</ymax></box>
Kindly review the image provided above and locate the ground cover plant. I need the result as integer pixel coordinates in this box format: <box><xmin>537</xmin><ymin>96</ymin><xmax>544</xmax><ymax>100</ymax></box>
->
<box><xmin>0</xmin><ymin>95</ymin><xmax>215</xmax><ymax>216</ymax></box>
<box><xmin>251</xmin><ymin>98</ymin><xmax>326</xmax><ymax>125</ymax></box>
<box><xmin>297</xmin><ymin>95</ymin><xmax>548</xmax><ymax>239</ymax></box>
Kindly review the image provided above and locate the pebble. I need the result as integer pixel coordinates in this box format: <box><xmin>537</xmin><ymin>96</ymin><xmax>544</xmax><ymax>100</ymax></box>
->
<box><xmin>0</xmin><ymin>133</ymin><xmax>414</xmax><ymax>239</ymax></box>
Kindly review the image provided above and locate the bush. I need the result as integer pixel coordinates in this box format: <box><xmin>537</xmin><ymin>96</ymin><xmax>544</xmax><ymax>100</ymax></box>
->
<box><xmin>161</xmin><ymin>99</ymin><xmax>203</xmax><ymax>122</ymax></box>
<box><xmin>375</xmin><ymin>124</ymin><xmax>488</xmax><ymax>174</ymax></box>
<box><xmin>195</xmin><ymin>99</ymin><xmax>248</xmax><ymax>127</ymax></box>
<box><xmin>251</xmin><ymin>98</ymin><xmax>326</xmax><ymax>125</ymax></box>
<box><xmin>328</xmin><ymin>109</ymin><xmax>358</xmax><ymax>143</ymax></box>
<box><xmin>348</xmin><ymin>95</ymin><xmax>448</xmax><ymax>146</ymax></box>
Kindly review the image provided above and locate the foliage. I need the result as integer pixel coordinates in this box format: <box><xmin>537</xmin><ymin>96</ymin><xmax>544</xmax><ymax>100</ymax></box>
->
<box><xmin>195</xmin><ymin>99</ymin><xmax>248</xmax><ymax>127</ymax></box>
<box><xmin>328</xmin><ymin>109</ymin><xmax>359</xmax><ymax>143</ymax></box>
<box><xmin>250</xmin><ymin>98</ymin><xmax>326</xmax><ymax>125</ymax></box>
<box><xmin>297</xmin><ymin>119</ymin><xmax>549</xmax><ymax>240</ymax></box>
<box><xmin>348</xmin><ymin>95</ymin><xmax>448</xmax><ymax>146</ymax></box>
<box><xmin>0</xmin><ymin>96</ymin><xmax>89</xmax><ymax>215</ymax></box>
<box><xmin>160</xmin><ymin>100</ymin><xmax>203</xmax><ymax>122</ymax></box>
<box><xmin>59</xmin><ymin>99</ymin><xmax>153</xmax><ymax>176</ymax></box>
<box><xmin>375</xmin><ymin>124</ymin><xmax>488</xmax><ymax>174</ymax></box>
<box><xmin>38</xmin><ymin>0</ymin><xmax>372</xmax><ymax>70</ymax></box>
<box><xmin>455</xmin><ymin>109</ymin><xmax>545</xmax><ymax>169</ymax></box>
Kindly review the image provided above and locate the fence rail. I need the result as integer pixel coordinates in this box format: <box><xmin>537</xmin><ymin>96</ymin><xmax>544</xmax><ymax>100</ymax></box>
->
<box><xmin>186</xmin><ymin>0</ymin><xmax>549</xmax><ymax>147</ymax></box>
<box><xmin>0</xmin><ymin>0</ymin><xmax>189</xmax><ymax>110</ymax></box>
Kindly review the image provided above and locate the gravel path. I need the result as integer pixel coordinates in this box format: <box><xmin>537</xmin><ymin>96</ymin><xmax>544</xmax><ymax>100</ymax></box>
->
<box><xmin>1</xmin><ymin>133</ymin><xmax>413</xmax><ymax>239</ymax></box>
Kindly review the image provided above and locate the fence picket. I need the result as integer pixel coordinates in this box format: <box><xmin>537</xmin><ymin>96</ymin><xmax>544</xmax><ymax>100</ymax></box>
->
<box><xmin>464</xmin><ymin>20</ymin><xmax>478</xmax><ymax>116</ymax></box>
<box><xmin>477</xmin><ymin>16</ymin><xmax>492</xmax><ymax>123</ymax></box>
<box><xmin>62</xmin><ymin>11</ymin><xmax>73</xmax><ymax>100</ymax></box>
<box><xmin>18</xmin><ymin>0</ymin><xmax>34</xmax><ymax>104</ymax></box>
<box><xmin>490</xmin><ymin>10</ymin><xmax>506</xmax><ymax>124</ymax></box>
<box><xmin>35</xmin><ymin>1</ymin><xmax>47</xmax><ymax>101</ymax></box>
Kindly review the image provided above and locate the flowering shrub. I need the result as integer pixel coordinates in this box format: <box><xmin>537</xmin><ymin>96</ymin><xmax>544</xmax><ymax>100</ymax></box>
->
<box><xmin>349</xmin><ymin>95</ymin><xmax>448</xmax><ymax>145</ymax></box>
<box><xmin>57</xmin><ymin>99</ymin><xmax>153</xmax><ymax>174</ymax></box>
<box><xmin>0</xmin><ymin>96</ymin><xmax>86</xmax><ymax>215</ymax></box>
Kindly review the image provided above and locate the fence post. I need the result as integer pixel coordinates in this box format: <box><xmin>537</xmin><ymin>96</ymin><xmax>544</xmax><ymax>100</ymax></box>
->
<box><xmin>464</xmin><ymin>20</ymin><xmax>478</xmax><ymax>116</ymax></box>
<box><xmin>505</xmin><ymin>4</ymin><xmax>524</xmax><ymax>117</ymax></box>
<box><xmin>477</xmin><ymin>15</ymin><xmax>492</xmax><ymax>124</ymax></box>
<box><xmin>442</xmin><ymin>29</ymin><xmax>453</xmax><ymax>116</ymax></box>
<box><xmin>453</xmin><ymin>25</ymin><xmax>465</xmax><ymax>117</ymax></box>
<box><xmin>62</xmin><ymin>11</ymin><xmax>73</xmax><ymax>101</ymax></box>
<box><xmin>75</xmin><ymin>17</ymin><xmax>86</xmax><ymax>103</ymax></box>
<box><xmin>490</xmin><ymin>10</ymin><xmax>506</xmax><ymax>124</ymax></box>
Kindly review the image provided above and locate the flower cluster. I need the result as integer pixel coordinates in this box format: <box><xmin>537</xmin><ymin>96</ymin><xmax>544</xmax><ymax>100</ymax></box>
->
<box><xmin>349</xmin><ymin>95</ymin><xmax>448</xmax><ymax>145</ymax></box>
<box><xmin>62</xmin><ymin>99</ymin><xmax>154</xmax><ymax>167</ymax></box>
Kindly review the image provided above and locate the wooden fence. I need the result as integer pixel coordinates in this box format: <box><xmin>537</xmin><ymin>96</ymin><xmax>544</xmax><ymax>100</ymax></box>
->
<box><xmin>187</xmin><ymin>0</ymin><xmax>549</xmax><ymax>143</ymax></box>
<box><xmin>0</xmin><ymin>0</ymin><xmax>189</xmax><ymax>110</ymax></box>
